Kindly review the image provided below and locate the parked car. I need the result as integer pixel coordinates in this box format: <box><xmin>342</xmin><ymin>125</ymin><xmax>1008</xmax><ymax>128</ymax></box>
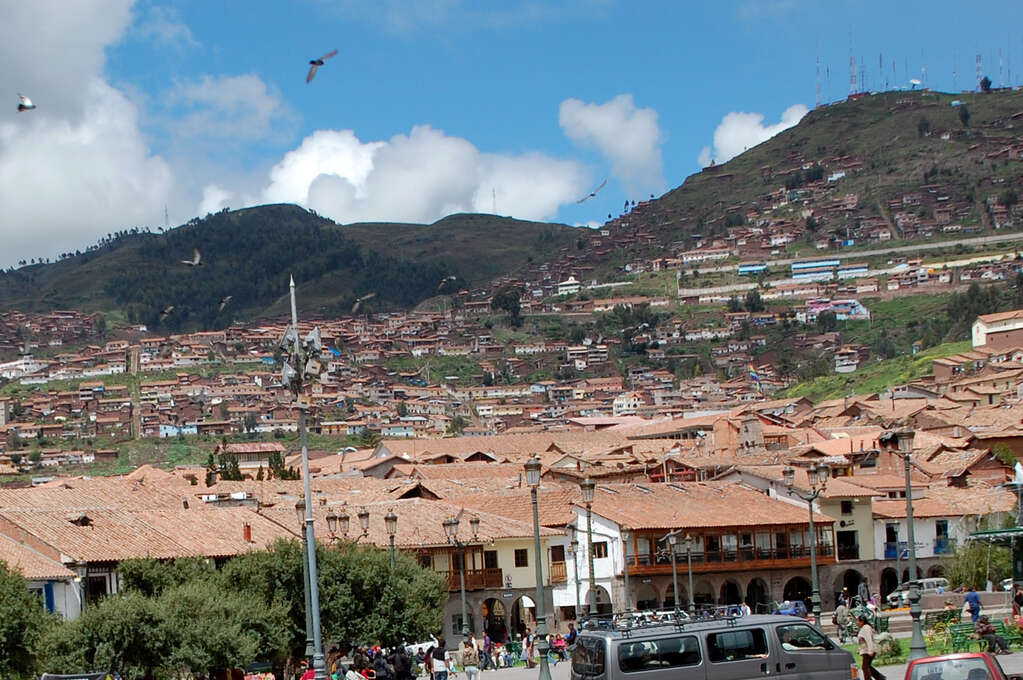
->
<box><xmin>772</xmin><ymin>600</ymin><xmax>809</xmax><ymax>618</ymax></box>
<box><xmin>904</xmin><ymin>652</ymin><xmax>1020</xmax><ymax>680</ymax></box>
<box><xmin>886</xmin><ymin>577</ymin><xmax>950</xmax><ymax>608</ymax></box>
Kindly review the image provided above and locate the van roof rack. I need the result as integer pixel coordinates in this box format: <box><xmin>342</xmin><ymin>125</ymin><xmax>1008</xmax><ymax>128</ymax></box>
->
<box><xmin>580</xmin><ymin>605</ymin><xmax>746</xmax><ymax>636</ymax></box>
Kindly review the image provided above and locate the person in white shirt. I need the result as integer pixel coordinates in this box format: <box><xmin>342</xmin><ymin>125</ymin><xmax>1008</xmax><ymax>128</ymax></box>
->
<box><xmin>856</xmin><ymin>615</ymin><xmax>886</xmax><ymax>680</ymax></box>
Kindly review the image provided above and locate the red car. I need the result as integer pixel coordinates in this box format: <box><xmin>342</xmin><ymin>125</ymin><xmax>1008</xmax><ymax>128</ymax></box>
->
<box><xmin>905</xmin><ymin>652</ymin><xmax>1020</xmax><ymax>680</ymax></box>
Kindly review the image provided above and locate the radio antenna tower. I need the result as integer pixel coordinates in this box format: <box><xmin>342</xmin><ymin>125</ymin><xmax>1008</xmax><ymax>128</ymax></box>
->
<box><xmin>976</xmin><ymin>52</ymin><xmax>983</xmax><ymax>91</ymax></box>
<box><xmin>953</xmin><ymin>50</ymin><xmax>958</xmax><ymax>91</ymax></box>
<box><xmin>1000</xmin><ymin>48</ymin><xmax>1005</xmax><ymax>88</ymax></box>
<box><xmin>860</xmin><ymin>55</ymin><xmax>866</xmax><ymax>92</ymax></box>
<box><xmin>849</xmin><ymin>56</ymin><xmax>857</xmax><ymax>95</ymax></box>
<box><xmin>816</xmin><ymin>54</ymin><xmax>822</xmax><ymax>107</ymax></box>
<box><xmin>492</xmin><ymin>188</ymin><xmax>497</xmax><ymax>214</ymax></box>
<box><xmin>879</xmin><ymin>53</ymin><xmax>884</xmax><ymax>91</ymax></box>
<box><xmin>164</xmin><ymin>205</ymin><xmax>169</xmax><ymax>231</ymax></box>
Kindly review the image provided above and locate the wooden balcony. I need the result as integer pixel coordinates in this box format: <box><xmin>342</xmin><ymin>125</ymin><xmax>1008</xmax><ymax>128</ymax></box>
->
<box><xmin>549</xmin><ymin>560</ymin><xmax>567</xmax><ymax>583</ymax></box>
<box><xmin>626</xmin><ymin>545</ymin><xmax>836</xmax><ymax>576</ymax></box>
<box><xmin>440</xmin><ymin>568</ymin><xmax>503</xmax><ymax>591</ymax></box>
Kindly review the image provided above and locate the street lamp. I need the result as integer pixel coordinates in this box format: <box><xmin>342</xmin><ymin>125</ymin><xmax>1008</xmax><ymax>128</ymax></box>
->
<box><xmin>661</xmin><ymin>531</ymin><xmax>681</xmax><ymax>611</ymax></box>
<box><xmin>567</xmin><ymin>525</ymin><xmax>582</xmax><ymax>621</ymax></box>
<box><xmin>386</xmin><ymin>509</ymin><xmax>398</xmax><ymax>568</ymax></box>
<box><xmin>896</xmin><ymin>429</ymin><xmax>927</xmax><ymax>661</ymax></box>
<box><xmin>684</xmin><ymin>534</ymin><xmax>695</xmax><ymax>616</ymax></box>
<box><xmin>525</xmin><ymin>456</ymin><xmax>552</xmax><ymax>680</ymax></box>
<box><xmin>326</xmin><ymin>505</ymin><xmax>369</xmax><ymax>542</ymax></box>
<box><xmin>783</xmin><ymin>462</ymin><xmax>828</xmax><ymax>627</ymax></box>
<box><xmin>295</xmin><ymin>500</ymin><xmax>314</xmax><ymax>661</ymax></box>
<box><xmin>444</xmin><ymin>513</ymin><xmax>479</xmax><ymax>638</ymax></box>
<box><xmin>621</xmin><ymin>527</ymin><xmax>632</xmax><ymax>613</ymax></box>
<box><xmin>580</xmin><ymin>476</ymin><xmax>597</xmax><ymax>620</ymax></box>
<box><xmin>281</xmin><ymin>276</ymin><xmax>328</xmax><ymax>679</ymax></box>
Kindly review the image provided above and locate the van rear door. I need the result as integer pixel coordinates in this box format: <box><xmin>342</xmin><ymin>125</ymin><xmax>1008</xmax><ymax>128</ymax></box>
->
<box><xmin>772</xmin><ymin>622</ymin><xmax>854</xmax><ymax>680</ymax></box>
<box><xmin>572</xmin><ymin>636</ymin><xmax>608</xmax><ymax>680</ymax></box>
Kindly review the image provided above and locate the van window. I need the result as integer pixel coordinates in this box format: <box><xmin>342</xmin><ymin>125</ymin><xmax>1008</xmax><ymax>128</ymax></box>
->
<box><xmin>777</xmin><ymin>623</ymin><xmax>833</xmax><ymax>650</ymax></box>
<box><xmin>573</xmin><ymin>637</ymin><xmax>606</xmax><ymax>678</ymax></box>
<box><xmin>708</xmin><ymin>628</ymin><xmax>769</xmax><ymax>662</ymax></box>
<box><xmin>618</xmin><ymin>636</ymin><xmax>701</xmax><ymax>672</ymax></box>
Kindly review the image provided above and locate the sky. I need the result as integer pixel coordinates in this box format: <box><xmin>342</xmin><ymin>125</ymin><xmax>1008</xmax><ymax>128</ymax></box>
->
<box><xmin>2</xmin><ymin>0</ymin><xmax>1023</xmax><ymax>267</ymax></box>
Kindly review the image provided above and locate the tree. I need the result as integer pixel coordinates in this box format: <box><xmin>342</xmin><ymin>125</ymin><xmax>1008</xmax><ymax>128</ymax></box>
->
<box><xmin>492</xmin><ymin>286</ymin><xmax>522</xmax><ymax>327</ymax></box>
<box><xmin>396</xmin><ymin>401</ymin><xmax>408</xmax><ymax>417</ymax></box>
<box><xmin>959</xmin><ymin>104</ymin><xmax>971</xmax><ymax>128</ymax></box>
<box><xmin>946</xmin><ymin>538</ymin><xmax>1009</xmax><ymax>590</ymax></box>
<box><xmin>917</xmin><ymin>116</ymin><xmax>932</xmax><ymax>137</ymax></box>
<box><xmin>0</xmin><ymin>562</ymin><xmax>50</xmax><ymax>679</ymax></box>
<box><xmin>816</xmin><ymin>310</ymin><xmax>838</xmax><ymax>332</ymax></box>
<box><xmin>981</xmin><ymin>75</ymin><xmax>992</xmax><ymax>93</ymax></box>
<box><xmin>726</xmin><ymin>296</ymin><xmax>743</xmax><ymax>313</ymax></box>
<box><xmin>744</xmin><ymin>290</ymin><xmax>764</xmax><ymax>313</ymax></box>
<box><xmin>447</xmin><ymin>414</ymin><xmax>468</xmax><ymax>435</ymax></box>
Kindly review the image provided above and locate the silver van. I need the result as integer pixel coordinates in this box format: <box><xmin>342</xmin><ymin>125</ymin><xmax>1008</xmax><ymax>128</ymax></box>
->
<box><xmin>571</xmin><ymin>614</ymin><xmax>856</xmax><ymax>680</ymax></box>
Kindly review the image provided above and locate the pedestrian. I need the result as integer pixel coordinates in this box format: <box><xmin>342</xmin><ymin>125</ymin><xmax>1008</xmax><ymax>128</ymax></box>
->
<box><xmin>388</xmin><ymin>646</ymin><xmax>413</xmax><ymax>680</ymax></box>
<box><xmin>523</xmin><ymin>628</ymin><xmax>535</xmax><ymax>668</ymax></box>
<box><xmin>833</xmin><ymin>600</ymin><xmax>850</xmax><ymax>643</ymax></box>
<box><xmin>480</xmin><ymin>632</ymin><xmax>493</xmax><ymax>672</ymax></box>
<box><xmin>427</xmin><ymin>639</ymin><xmax>449</xmax><ymax>680</ymax></box>
<box><xmin>741</xmin><ymin>600</ymin><xmax>752</xmax><ymax>616</ymax></box>
<box><xmin>856</xmin><ymin>614</ymin><xmax>886</xmax><ymax>680</ymax></box>
<box><xmin>460</xmin><ymin>635</ymin><xmax>481</xmax><ymax>680</ymax></box>
<box><xmin>564</xmin><ymin>622</ymin><xmax>578</xmax><ymax>650</ymax></box>
<box><xmin>857</xmin><ymin>578</ymin><xmax>871</xmax><ymax>609</ymax></box>
<box><xmin>975</xmin><ymin>615</ymin><xmax>1011</xmax><ymax>655</ymax></box>
<box><xmin>1014</xmin><ymin>584</ymin><xmax>1023</xmax><ymax>617</ymax></box>
<box><xmin>964</xmin><ymin>586</ymin><xmax>982</xmax><ymax>623</ymax></box>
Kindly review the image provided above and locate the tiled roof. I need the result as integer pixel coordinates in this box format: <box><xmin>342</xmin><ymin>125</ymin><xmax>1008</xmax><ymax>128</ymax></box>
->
<box><xmin>871</xmin><ymin>484</ymin><xmax>1014</xmax><ymax>519</ymax></box>
<box><xmin>0</xmin><ymin>533</ymin><xmax>76</xmax><ymax>580</ymax></box>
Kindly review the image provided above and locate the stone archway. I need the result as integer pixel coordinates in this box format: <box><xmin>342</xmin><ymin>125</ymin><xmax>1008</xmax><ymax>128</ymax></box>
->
<box><xmin>482</xmin><ymin>597</ymin><xmax>508</xmax><ymax>642</ymax></box>
<box><xmin>880</xmin><ymin>568</ymin><xmax>899</xmax><ymax>601</ymax></box>
<box><xmin>832</xmin><ymin>568</ymin><xmax>865</xmax><ymax>605</ymax></box>
<box><xmin>746</xmin><ymin>578</ymin><xmax>769</xmax><ymax>614</ymax></box>
<box><xmin>584</xmin><ymin>586</ymin><xmax>612</xmax><ymax>615</ymax></box>
<box><xmin>662</xmin><ymin>582</ymin><xmax>689</xmax><ymax>610</ymax></box>
<box><xmin>635</xmin><ymin>583</ymin><xmax>658</xmax><ymax>611</ymax></box>
<box><xmin>510</xmin><ymin>595</ymin><xmax>535</xmax><ymax>638</ymax></box>
<box><xmin>719</xmin><ymin>579</ymin><xmax>742</xmax><ymax>605</ymax></box>
<box><xmin>927</xmin><ymin>564</ymin><xmax>946</xmax><ymax>578</ymax></box>
<box><xmin>693</xmin><ymin>579</ymin><xmax>714</xmax><ymax>607</ymax></box>
<box><xmin>783</xmin><ymin>576</ymin><xmax>811</xmax><ymax>604</ymax></box>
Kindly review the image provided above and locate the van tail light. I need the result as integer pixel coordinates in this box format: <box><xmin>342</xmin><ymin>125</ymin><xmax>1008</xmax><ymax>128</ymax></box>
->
<box><xmin>851</xmin><ymin>664</ymin><xmax>860</xmax><ymax>680</ymax></box>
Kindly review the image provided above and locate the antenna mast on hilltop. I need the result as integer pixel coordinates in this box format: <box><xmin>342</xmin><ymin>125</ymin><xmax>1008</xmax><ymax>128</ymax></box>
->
<box><xmin>164</xmin><ymin>205</ymin><xmax>169</xmax><ymax>231</ymax></box>
<box><xmin>816</xmin><ymin>53</ymin><xmax>822</xmax><ymax>107</ymax></box>
<box><xmin>879</xmin><ymin>53</ymin><xmax>884</xmax><ymax>91</ymax></box>
<box><xmin>977</xmin><ymin>52</ymin><xmax>983</xmax><ymax>91</ymax></box>
<box><xmin>953</xmin><ymin>50</ymin><xmax>958</xmax><ymax>91</ymax></box>
<box><xmin>492</xmin><ymin>188</ymin><xmax>497</xmax><ymax>214</ymax></box>
<box><xmin>849</xmin><ymin>56</ymin><xmax>857</xmax><ymax>96</ymax></box>
<box><xmin>1000</xmin><ymin>48</ymin><xmax>1005</xmax><ymax>88</ymax></box>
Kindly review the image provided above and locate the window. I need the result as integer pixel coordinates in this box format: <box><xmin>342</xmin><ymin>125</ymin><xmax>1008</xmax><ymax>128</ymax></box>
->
<box><xmin>453</xmin><ymin>552</ymin><xmax>465</xmax><ymax>570</ymax></box>
<box><xmin>776</xmin><ymin>624</ymin><xmax>832</xmax><ymax>651</ymax></box>
<box><xmin>551</xmin><ymin>544</ymin><xmax>566</xmax><ymax>562</ymax></box>
<box><xmin>592</xmin><ymin>541</ymin><xmax>609</xmax><ymax>559</ymax></box>
<box><xmin>707</xmin><ymin>628</ymin><xmax>768</xmax><ymax>663</ymax></box>
<box><xmin>515</xmin><ymin>549</ymin><xmax>529</xmax><ymax>567</ymax></box>
<box><xmin>935</xmin><ymin>519</ymin><xmax>949</xmax><ymax>539</ymax></box>
<box><xmin>840</xmin><ymin>500</ymin><xmax>853</xmax><ymax>515</ymax></box>
<box><xmin>484</xmin><ymin>550</ymin><xmax>498</xmax><ymax>569</ymax></box>
<box><xmin>418</xmin><ymin>553</ymin><xmax>433</xmax><ymax>569</ymax></box>
<box><xmin>573</xmin><ymin>637</ymin><xmax>606</xmax><ymax>678</ymax></box>
<box><xmin>618</xmin><ymin>636</ymin><xmax>701</xmax><ymax>672</ymax></box>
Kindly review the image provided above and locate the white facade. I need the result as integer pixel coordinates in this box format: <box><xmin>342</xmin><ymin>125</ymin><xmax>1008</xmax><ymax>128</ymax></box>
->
<box><xmin>553</xmin><ymin>508</ymin><xmax>625</xmax><ymax>612</ymax></box>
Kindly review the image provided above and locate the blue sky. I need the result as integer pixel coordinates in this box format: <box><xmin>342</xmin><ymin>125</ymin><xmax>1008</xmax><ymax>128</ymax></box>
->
<box><xmin>2</xmin><ymin>0</ymin><xmax>1023</xmax><ymax>266</ymax></box>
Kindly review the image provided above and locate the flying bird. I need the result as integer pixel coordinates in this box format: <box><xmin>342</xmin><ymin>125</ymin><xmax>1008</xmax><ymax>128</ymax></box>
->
<box><xmin>577</xmin><ymin>179</ymin><xmax>607</xmax><ymax>204</ymax></box>
<box><xmin>218</xmin><ymin>295</ymin><xmax>232</xmax><ymax>312</ymax></box>
<box><xmin>159</xmin><ymin>305</ymin><xmax>174</xmax><ymax>322</ymax></box>
<box><xmin>437</xmin><ymin>275</ymin><xmax>458</xmax><ymax>291</ymax></box>
<box><xmin>352</xmin><ymin>292</ymin><xmax>376</xmax><ymax>313</ymax></box>
<box><xmin>17</xmin><ymin>94</ymin><xmax>35</xmax><ymax>112</ymax></box>
<box><xmin>306</xmin><ymin>49</ymin><xmax>338</xmax><ymax>83</ymax></box>
<box><xmin>181</xmin><ymin>248</ymin><xmax>202</xmax><ymax>267</ymax></box>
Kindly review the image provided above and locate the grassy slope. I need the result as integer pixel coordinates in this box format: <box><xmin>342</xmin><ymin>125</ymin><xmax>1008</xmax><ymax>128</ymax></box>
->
<box><xmin>780</xmin><ymin>340</ymin><xmax>971</xmax><ymax>402</ymax></box>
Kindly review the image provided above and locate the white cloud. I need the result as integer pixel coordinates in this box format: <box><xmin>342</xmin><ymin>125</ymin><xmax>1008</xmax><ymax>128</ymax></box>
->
<box><xmin>167</xmin><ymin>74</ymin><xmax>295</xmax><ymax>143</ymax></box>
<box><xmin>698</xmin><ymin>104</ymin><xmax>809</xmax><ymax>167</ymax></box>
<box><xmin>0</xmin><ymin>0</ymin><xmax>174</xmax><ymax>266</ymax></box>
<box><xmin>211</xmin><ymin>124</ymin><xmax>586</xmax><ymax>226</ymax></box>
<box><xmin>198</xmin><ymin>184</ymin><xmax>232</xmax><ymax>215</ymax></box>
<box><xmin>134</xmin><ymin>5</ymin><xmax>199</xmax><ymax>50</ymax></box>
<box><xmin>326</xmin><ymin>0</ymin><xmax>594</xmax><ymax>34</ymax></box>
<box><xmin>559</xmin><ymin>94</ymin><xmax>664</xmax><ymax>195</ymax></box>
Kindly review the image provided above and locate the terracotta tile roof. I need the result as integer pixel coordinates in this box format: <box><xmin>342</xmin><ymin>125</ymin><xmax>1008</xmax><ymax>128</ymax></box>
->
<box><xmin>871</xmin><ymin>484</ymin><xmax>1014</xmax><ymax>519</ymax></box>
<box><xmin>444</xmin><ymin>485</ymin><xmax>580</xmax><ymax>527</ymax></box>
<box><xmin>730</xmin><ymin>465</ymin><xmax>880</xmax><ymax>498</ymax></box>
<box><xmin>0</xmin><ymin>533</ymin><xmax>76</xmax><ymax>580</ymax></box>
<box><xmin>583</xmin><ymin>481</ymin><xmax>835</xmax><ymax>531</ymax></box>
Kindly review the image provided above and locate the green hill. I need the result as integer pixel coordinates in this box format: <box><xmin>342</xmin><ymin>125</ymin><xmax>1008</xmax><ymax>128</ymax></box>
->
<box><xmin>0</xmin><ymin>204</ymin><xmax>577</xmax><ymax>331</ymax></box>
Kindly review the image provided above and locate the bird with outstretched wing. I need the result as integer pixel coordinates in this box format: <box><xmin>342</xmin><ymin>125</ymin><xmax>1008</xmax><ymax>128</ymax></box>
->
<box><xmin>576</xmin><ymin>179</ymin><xmax>607</xmax><ymax>204</ymax></box>
<box><xmin>181</xmin><ymin>248</ymin><xmax>202</xmax><ymax>267</ymax></box>
<box><xmin>306</xmin><ymin>49</ymin><xmax>338</xmax><ymax>83</ymax></box>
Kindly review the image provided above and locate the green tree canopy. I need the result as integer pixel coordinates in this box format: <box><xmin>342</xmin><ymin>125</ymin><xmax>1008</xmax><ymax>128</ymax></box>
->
<box><xmin>0</xmin><ymin>561</ymin><xmax>51</xmax><ymax>680</ymax></box>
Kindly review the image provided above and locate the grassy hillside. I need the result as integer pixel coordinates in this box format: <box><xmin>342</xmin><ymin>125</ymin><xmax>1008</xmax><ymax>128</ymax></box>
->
<box><xmin>0</xmin><ymin>205</ymin><xmax>578</xmax><ymax>328</ymax></box>
<box><xmin>780</xmin><ymin>340</ymin><xmax>971</xmax><ymax>402</ymax></box>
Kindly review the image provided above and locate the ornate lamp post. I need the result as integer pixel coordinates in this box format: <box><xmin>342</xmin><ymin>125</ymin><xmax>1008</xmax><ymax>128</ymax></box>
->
<box><xmin>783</xmin><ymin>462</ymin><xmax>828</xmax><ymax>627</ymax></box>
<box><xmin>280</xmin><ymin>276</ymin><xmax>328</xmax><ymax>679</ymax></box>
<box><xmin>621</xmin><ymin>527</ymin><xmax>632</xmax><ymax>612</ymax></box>
<box><xmin>660</xmin><ymin>530</ymin><xmax>681</xmax><ymax>610</ymax></box>
<box><xmin>567</xmin><ymin>525</ymin><xmax>582</xmax><ymax>620</ymax></box>
<box><xmin>896</xmin><ymin>429</ymin><xmax>927</xmax><ymax>661</ymax></box>
<box><xmin>386</xmin><ymin>509</ymin><xmax>398</xmax><ymax>567</ymax></box>
<box><xmin>326</xmin><ymin>505</ymin><xmax>370</xmax><ymax>543</ymax></box>
<box><xmin>525</xmin><ymin>457</ymin><xmax>552</xmax><ymax>680</ymax></box>
<box><xmin>295</xmin><ymin>500</ymin><xmax>314</xmax><ymax>661</ymax></box>
<box><xmin>684</xmin><ymin>534</ymin><xmax>695</xmax><ymax>615</ymax></box>
<box><xmin>580</xmin><ymin>476</ymin><xmax>597</xmax><ymax>620</ymax></box>
<box><xmin>444</xmin><ymin>513</ymin><xmax>480</xmax><ymax>638</ymax></box>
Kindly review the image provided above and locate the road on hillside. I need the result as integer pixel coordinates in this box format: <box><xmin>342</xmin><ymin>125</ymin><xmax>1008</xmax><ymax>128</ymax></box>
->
<box><xmin>688</xmin><ymin>232</ymin><xmax>1023</xmax><ymax>275</ymax></box>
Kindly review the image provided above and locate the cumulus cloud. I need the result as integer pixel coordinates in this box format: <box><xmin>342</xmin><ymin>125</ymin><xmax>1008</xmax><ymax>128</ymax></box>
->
<box><xmin>167</xmin><ymin>74</ymin><xmax>295</xmax><ymax>142</ymax></box>
<box><xmin>0</xmin><ymin>0</ymin><xmax>173</xmax><ymax>266</ymax></box>
<box><xmin>134</xmin><ymin>5</ymin><xmax>199</xmax><ymax>50</ymax></box>
<box><xmin>211</xmin><ymin>124</ymin><xmax>586</xmax><ymax>226</ymax></box>
<box><xmin>698</xmin><ymin>104</ymin><xmax>808</xmax><ymax>167</ymax></box>
<box><xmin>559</xmin><ymin>94</ymin><xmax>663</xmax><ymax>194</ymax></box>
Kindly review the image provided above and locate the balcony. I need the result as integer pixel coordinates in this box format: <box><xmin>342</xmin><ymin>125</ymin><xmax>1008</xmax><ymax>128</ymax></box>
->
<box><xmin>627</xmin><ymin>543</ymin><xmax>835</xmax><ymax>576</ymax></box>
<box><xmin>549</xmin><ymin>561</ymin><xmax>567</xmax><ymax>583</ymax></box>
<box><xmin>884</xmin><ymin>541</ymin><xmax>908</xmax><ymax>560</ymax></box>
<box><xmin>934</xmin><ymin>538</ymin><xmax>955</xmax><ymax>555</ymax></box>
<box><xmin>440</xmin><ymin>568</ymin><xmax>503</xmax><ymax>591</ymax></box>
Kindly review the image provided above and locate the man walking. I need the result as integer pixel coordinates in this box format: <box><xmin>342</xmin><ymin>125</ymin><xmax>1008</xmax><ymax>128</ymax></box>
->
<box><xmin>857</xmin><ymin>578</ymin><xmax>871</xmax><ymax>608</ymax></box>
<box><xmin>965</xmin><ymin>586</ymin><xmax>982</xmax><ymax>623</ymax></box>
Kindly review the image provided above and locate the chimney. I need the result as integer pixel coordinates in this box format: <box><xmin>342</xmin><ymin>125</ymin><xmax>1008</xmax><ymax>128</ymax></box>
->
<box><xmin>243</xmin><ymin>522</ymin><xmax>252</xmax><ymax>543</ymax></box>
